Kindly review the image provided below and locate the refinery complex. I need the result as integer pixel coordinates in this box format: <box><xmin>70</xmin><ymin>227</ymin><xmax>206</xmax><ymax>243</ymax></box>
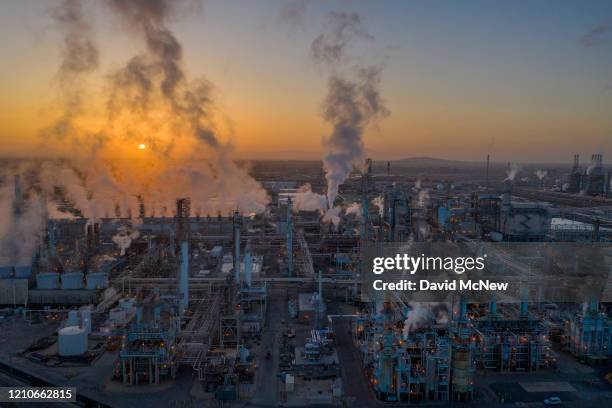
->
<box><xmin>1</xmin><ymin>0</ymin><xmax>611</xmax><ymax>406</ymax></box>
<box><xmin>0</xmin><ymin>156</ymin><xmax>610</xmax><ymax>407</ymax></box>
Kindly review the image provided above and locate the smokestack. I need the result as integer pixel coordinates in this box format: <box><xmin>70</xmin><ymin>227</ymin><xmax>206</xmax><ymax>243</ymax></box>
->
<box><xmin>502</xmin><ymin>179</ymin><xmax>512</xmax><ymax>207</ymax></box>
<box><xmin>588</xmin><ymin>295</ymin><xmax>599</xmax><ymax>314</ymax></box>
<box><xmin>486</xmin><ymin>154</ymin><xmax>490</xmax><ymax>187</ymax></box>
<box><xmin>179</xmin><ymin>240</ymin><xmax>189</xmax><ymax>315</ymax></box>
<box><xmin>86</xmin><ymin>224</ymin><xmax>93</xmax><ymax>254</ymax></box>
<box><xmin>520</xmin><ymin>286</ymin><xmax>529</xmax><ymax>319</ymax></box>
<box><xmin>316</xmin><ymin>269</ymin><xmax>323</xmax><ymax>329</ymax></box>
<box><xmin>459</xmin><ymin>296</ymin><xmax>467</xmax><ymax>321</ymax></box>
<box><xmin>244</xmin><ymin>243</ymin><xmax>252</xmax><ymax>287</ymax></box>
<box><xmin>13</xmin><ymin>175</ymin><xmax>22</xmax><ymax>217</ymax></box>
<box><xmin>387</xmin><ymin>161</ymin><xmax>390</xmax><ymax>176</ymax></box>
<box><xmin>573</xmin><ymin>154</ymin><xmax>579</xmax><ymax>172</ymax></box>
<box><xmin>318</xmin><ymin>269</ymin><xmax>323</xmax><ymax>301</ymax></box>
<box><xmin>286</xmin><ymin>198</ymin><xmax>293</xmax><ymax>277</ymax></box>
<box><xmin>138</xmin><ymin>196</ymin><xmax>145</xmax><ymax>219</ymax></box>
<box><xmin>47</xmin><ymin>220</ymin><xmax>57</xmax><ymax>258</ymax></box>
<box><xmin>233</xmin><ymin>210</ymin><xmax>242</xmax><ymax>283</ymax></box>
<box><xmin>93</xmin><ymin>222</ymin><xmax>100</xmax><ymax>255</ymax></box>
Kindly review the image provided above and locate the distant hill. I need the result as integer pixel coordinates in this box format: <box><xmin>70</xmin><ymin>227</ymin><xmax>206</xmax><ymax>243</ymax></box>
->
<box><xmin>391</xmin><ymin>156</ymin><xmax>481</xmax><ymax>167</ymax></box>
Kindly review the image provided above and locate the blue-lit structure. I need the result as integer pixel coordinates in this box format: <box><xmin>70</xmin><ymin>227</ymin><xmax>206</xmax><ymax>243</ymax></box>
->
<box><xmin>119</xmin><ymin>293</ymin><xmax>180</xmax><ymax>385</ymax></box>
<box><xmin>566</xmin><ymin>300</ymin><xmax>612</xmax><ymax>364</ymax></box>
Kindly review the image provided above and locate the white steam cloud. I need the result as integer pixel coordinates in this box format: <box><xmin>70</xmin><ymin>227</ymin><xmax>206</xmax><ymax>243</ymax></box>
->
<box><xmin>310</xmin><ymin>11</ymin><xmax>388</xmax><ymax>209</ymax></box>
<box><xmin>38</xmin><ymin>0</ymin><xmax>269</xmax><ymax>222</ymax></box>
<box><xmin>535</xmin><ymin>169</ymin><xmax>547</xmax><ymax>180</ymax></box>
<box><xmin>505</xmin><ymin>163</ymin><xmax>521</xmax><ymax>182</ymax></box>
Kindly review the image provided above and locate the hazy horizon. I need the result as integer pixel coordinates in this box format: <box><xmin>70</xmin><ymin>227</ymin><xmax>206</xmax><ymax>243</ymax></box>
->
<box><xmin>0</xmin><ymin>0</ymin><xmax>611</xmax><ymax>163</ymax></box>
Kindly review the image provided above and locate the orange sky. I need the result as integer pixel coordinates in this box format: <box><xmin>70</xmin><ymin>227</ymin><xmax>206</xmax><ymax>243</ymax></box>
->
<box><xmin>1</xmin><ymin>0</ymin><xmax>611</xmax><ymax>163</ymax></box>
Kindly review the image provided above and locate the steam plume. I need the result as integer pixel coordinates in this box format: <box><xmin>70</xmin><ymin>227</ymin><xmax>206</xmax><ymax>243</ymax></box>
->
<box><xmin>37</xmin><ymin>0</ymin><xmax>269</xmax><ymax>224</ymax></box>
<box><xmin>311</xmin><ymin>11</ymin><xmax>372</xmax><ymax>66</ymax></box>
<box><xmin>322</xmin><ymin>67</ymin><xmax>388</xmax><ymax>207</ymax></box>
<box><xmin>402</xmin><ymin>302</ymin><xmax>434</xmax><ymax>339</ymax></box>
<box><xmin>311</xmin><ymin>12</ymin><xmax>388</xmax><ymax>208</ymax></box>
<box><xmin>345</xmin><ymin>202</ymin><xmax>362</xmax><ymax>218</ymax></box>
<box><xmin>372</xmin><ymin>196</ymin><xmax>383</xmax><ymax>217</ymax></box>
<box><xmin>277</xmin><ymin>0</ymin><xmax>312</xmax><ymax>31</ymax></box>
<box><xmin>535</xmin><ymin>169</ymin><xmax>547</xmax><ymax>180</ymax></box>
<box><xmin>112</xmin><ymin>224</ymin><xmax>140</xmax><ymax>256</ymax></box>
<box><xmin>504</xmin><ymin>163</ymin><xmax>521</xmax><ymax>182</ymax></box>
<box><xmin>581</xmin><ymin>23</ymin><xmax>612</xmax><ymax>47</ymax></box>
<box><xmin>292</xmin><ymin>184</ymin><xmax>327</xmax><ymax>212</ymax></box>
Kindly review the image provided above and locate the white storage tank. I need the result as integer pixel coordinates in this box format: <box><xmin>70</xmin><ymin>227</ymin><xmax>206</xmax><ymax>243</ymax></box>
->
<box><xmin>86</xmin><ymin>272</ymin><xmax>108</xmax><ymax>289</ymax></box>
<box><xmin>0</xmin><ymin>266</ymin><xmax>12</xmax><ymax>278</ymax></box>
<box><xmin>36</xmin><ymin>272</ymin><xmax>60</xmax><ymax>289</ymax></box>
<box><xmin>14</xmin><ymin>265</ymin><xmax>32</xmax><ymax>278</ymax></box>
<box><xmin>61</xmin><ymin>272</ymin><xmax>84</xmax><ymax>290</ymax></box>
<box><xmin>58</xmin><ymin>326</ymin><xmax>88</xmax><ymax>356</ymax></box>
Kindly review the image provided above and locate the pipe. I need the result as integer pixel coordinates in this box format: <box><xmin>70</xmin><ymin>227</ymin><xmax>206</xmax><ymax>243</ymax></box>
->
<box><xmin>179</xmin><ymin>241</ymin><xmax>189</xmax><ymax>314</ymax></box>
<box><xmin>244</xmin><ymin>244</ymin><xmax>252</xmax><ymax>287</ymax></box>
<box><xmin>233</xmin><ymin>210</ymin><xmax>242</xmax><ymax>283</ymax></box>
<box><xmin>459</xmin><ymin>298</ymin><xmax>467</xmax><ymax>321</ymax></box>
<box><xmin>13</xmin><ymin>174</ymin><xmax>22</xmax><ymax>217</ymax></box>
<box><xmin>287</xmin><ymin>198</ymin><xmax>293</xmax><ymax>276</ymax></box>
<box><xmin>520</xmin><ymin>286</ymin><xmax>529</xmax><ymax>318</ymax></box>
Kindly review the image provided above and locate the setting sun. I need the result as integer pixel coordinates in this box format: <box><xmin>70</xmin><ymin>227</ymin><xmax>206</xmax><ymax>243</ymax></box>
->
<box><xmin>138</xmin><ymin>144</ymin><xmax>146</xmax><ymax>150</ymax></box>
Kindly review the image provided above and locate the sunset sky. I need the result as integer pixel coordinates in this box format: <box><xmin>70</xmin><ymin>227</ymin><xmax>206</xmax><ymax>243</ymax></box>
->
<box><xmin>1</xmin><ymin>0</ymin><xmax>611</xmax><ymax>163</ymax></box>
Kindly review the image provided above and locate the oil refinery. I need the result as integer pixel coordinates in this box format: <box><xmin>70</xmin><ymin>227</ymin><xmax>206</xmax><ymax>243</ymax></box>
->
<box><xmin>0</xmin><ymin>156</ymin><xmax>610</xmax><ymax>407</ymax></box>
<box><xmin>1</xmin><ymin>1</ymin><xmax>612</xmax><ymax>406</ymax></box>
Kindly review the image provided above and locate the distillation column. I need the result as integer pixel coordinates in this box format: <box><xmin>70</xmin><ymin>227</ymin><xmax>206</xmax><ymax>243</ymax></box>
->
<box><xmin>233</xmin><ymin>210</ymin><xmax>242</xmax><ymax>283</ymax></box>
<box><xmin>287</xmin><ymin>197</ymin><xmax>293</xmax><ymax>276</ymax></box>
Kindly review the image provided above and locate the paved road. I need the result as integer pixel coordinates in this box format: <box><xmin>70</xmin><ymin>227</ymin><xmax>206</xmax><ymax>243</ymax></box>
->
<box><xmin>330</xmin><ymin>315</ymin><xmax>380</xmax><ymax>408</ymax></box>
<box><xmin>249</xmin><ymin>288</ymin><xmax>285</xmax><ymax>407</ymax></box>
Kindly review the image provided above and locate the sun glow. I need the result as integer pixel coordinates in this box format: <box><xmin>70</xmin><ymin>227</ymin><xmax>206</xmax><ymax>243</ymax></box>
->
<box><xmin>139</xmin><ymin>143</ymin><xmax>146</xmax><ymax>150</ymax></box>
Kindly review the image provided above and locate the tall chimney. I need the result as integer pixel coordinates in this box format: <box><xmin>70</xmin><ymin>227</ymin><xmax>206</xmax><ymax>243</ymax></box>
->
<box><xmin>179</xmin><ymin>241</ymin><xmax>189</xmax><ymax>314</ymax></box>
<box><xmin>573</xmin><ymin>154</ymin><xmax>579</xmax><ymax>172</ymax></box>
<box><xmin>286</xmin><ymin>198</ymin><xmax>293</xmax><ymax>277</ymax></box>
<box><xmin>244</xmin><ymin>243</ymin><xmax>252</xmax><ymax>287</ymax></box>
<box><xmin>13</xmin><ymin>174</ymin><xmax>22</xmax><ymax>217</ymax></box>
<box><xmin>233</xmin><ymin>210</ymin><xmax>242</xmax><ymax>283</ymax></box>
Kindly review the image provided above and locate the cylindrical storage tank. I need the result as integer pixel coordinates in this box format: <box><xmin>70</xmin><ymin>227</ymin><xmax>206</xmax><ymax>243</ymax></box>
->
<box><xmin>14</xmin><ymin>265</ymin><xmax>32</xmax><ymax>278</ymax></box>
<box><xmin>67</xmin><ymin>310</ymin><xmax>79</xmax><ymax>326</ymax></box>
<box><xmin>109</xmin><ymin>308</ymin><xmax>126</xmax><ymax>324</ymax></box>
<box><xmin>0</xmin><ymin>266</ymin><xmax>12</xmax><ymax>278</ymax></box>
<box><xmin>36</xmin><ymin>272</ymin><xmax>60</xmax><ymax>289</ymax></box>
<box><xmin>61</xmin><ymin>272</ymin><xmax>84</xmax><ymax>290</ymax></box>
<box><xmin>81</xmin><ymin>309</ymin><xmax>92</xmax><ymax>334</ymax></box>
<box><xmin>58</xmin><ymin>326</ymin><xmax>88</xmax><ymax>356</ymax></box>
<box><xmin>86</xmin><ymin>272</ymin><xmax>108</xmax><ymax>289</ymax></box>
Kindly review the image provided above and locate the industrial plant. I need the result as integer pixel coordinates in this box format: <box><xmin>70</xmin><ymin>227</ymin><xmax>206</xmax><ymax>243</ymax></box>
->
<box><xmin>0</xmin><ymin>155</ymin><xmax>610</xmax><ymax>408</ymax></box>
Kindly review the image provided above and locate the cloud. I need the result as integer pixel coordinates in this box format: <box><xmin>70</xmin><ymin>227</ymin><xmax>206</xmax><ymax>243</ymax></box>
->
<box><xmin>311</xmin><ymin>11</ymin><xmax>373</xmax><ymax>66</ymax></box>
<box><xmin>277</xmin><ymin>0</ymin><xmax>312</xmax><ymax>31</ymax></box>
<box><xmin>580</xmin><ymin>23</ymin><xmax>612</xmax><ymax>47</ymax></box>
